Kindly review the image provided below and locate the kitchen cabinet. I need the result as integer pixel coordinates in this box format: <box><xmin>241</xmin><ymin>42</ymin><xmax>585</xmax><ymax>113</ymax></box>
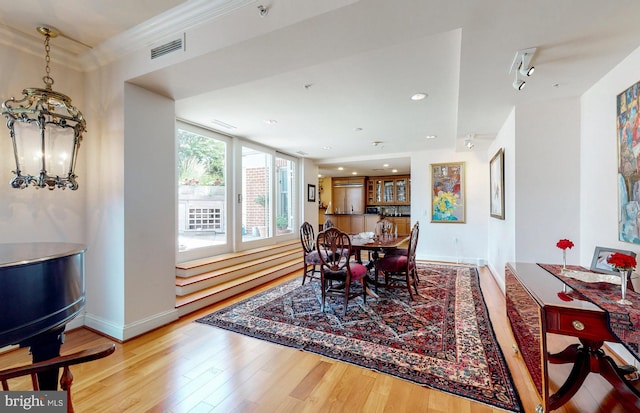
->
<box><xmin>366</xmin><ymin>175</ymin><xmax>410</xmax><ymax>205</ymax></box>
<box><xmin>324</xmin><ymin>214</ymin><xmax>408</xmax><ymax>235</ymax></box>
<box><xmin>389</xmin><ymin>217</ymin><xmax>411</xmax><ymax>235</ymax></box>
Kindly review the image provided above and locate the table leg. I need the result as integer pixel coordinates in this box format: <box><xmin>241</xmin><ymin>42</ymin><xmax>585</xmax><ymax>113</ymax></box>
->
<box><xmin>548</xmin><ymin>343</ymin><xmax>580</xmax><ymax>364</ymax></box>
<box><xmin>548</xmin><ymin>338</ymin><xmax>640</xmax><ymax>411</ymax></box>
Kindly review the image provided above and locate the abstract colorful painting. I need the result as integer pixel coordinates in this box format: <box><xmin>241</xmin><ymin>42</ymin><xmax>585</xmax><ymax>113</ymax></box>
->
<box><xmin>617</xmin><ymin>81</ymin><xmax>640</xmax><ymax>244</ymax></box>
<box><xmin>431</xmin><ymin>162</ymin><xmax>465</xmax><ymax>223</ymax></box>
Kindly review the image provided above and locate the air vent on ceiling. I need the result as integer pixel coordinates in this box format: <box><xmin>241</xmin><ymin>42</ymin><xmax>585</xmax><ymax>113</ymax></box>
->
<box><xmin>151</xmin><ymin>34</ymin><xmax>185</xmax><ymax>59</ymax></box>
<box><xmin>296</xmin><ymin>151</ymin><xmax>308</xmax><ymax>156</ymax></box>
<box><xmin>210</xmin><ymin>119</ymin><xmax>237</xmax><ymax>129</ymax></box>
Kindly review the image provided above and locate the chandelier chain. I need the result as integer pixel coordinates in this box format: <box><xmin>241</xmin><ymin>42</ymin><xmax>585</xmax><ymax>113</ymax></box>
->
<box><xmin>43</xmin><ymin>33</ymin><xmax>54</xmax><ymax>89</ymax></box>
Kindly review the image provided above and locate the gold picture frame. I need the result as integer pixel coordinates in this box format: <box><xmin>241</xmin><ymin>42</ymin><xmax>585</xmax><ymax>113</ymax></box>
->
<box><xmin>431</xmin><ymin>162</ymin><xmax>465</xmax><ymax>223</ymax></box>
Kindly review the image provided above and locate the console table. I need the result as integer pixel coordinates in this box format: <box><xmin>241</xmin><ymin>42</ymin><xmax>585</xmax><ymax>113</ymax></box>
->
<box><xmin>505</xmin><ymin>262</ymin><xmax>640</xmax><ymax>412</ymax></box>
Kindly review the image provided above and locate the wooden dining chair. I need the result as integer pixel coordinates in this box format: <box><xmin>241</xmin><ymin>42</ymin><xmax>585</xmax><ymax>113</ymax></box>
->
<box><xmin>316</xmin><ymin>228</ymin><xmax>368</xmax><ymax>315</ymax></box>
<box><xmin>374</xmin><ymin>221</ymin><xmax>420</xmax><ymax>299</ymax></box>
<box><xmin>385</xmin><ymin>221</ymin><xmax>419</xmax><ymax>257</ymax></box>
<box><xmin>299</xmin><ymin>221</ymin><xmax>323</xmax><ymax>285</ymax></box>
<box><xmin>0</xmin><ymin>343</ymin><xmax>116</xmax><ymax>413</ymax></box>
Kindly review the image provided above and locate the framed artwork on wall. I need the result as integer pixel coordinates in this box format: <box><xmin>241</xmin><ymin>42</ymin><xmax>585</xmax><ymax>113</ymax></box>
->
<box><xmin>307</xmin><ymin>184</ymin><xmax>316</xmax><ymax>202</ymax></box>
<box><xmin>590</xmin><ymin>246</ymin><xmax>637</xmax><ymax>275</ymax></box>
<box><xmin>490</xmin><ymin>148</ymin><xmax>505</xmax><ymax>220</ymax></box>
<box><xmin>617</xmin><ymin>81</ymin><xmax>640</xmax><ymax>244</ymax></box>
<box><xmin>431</xmin><ymin>162</ymin><xmax>465</xmax><ymax>223</ymax></box>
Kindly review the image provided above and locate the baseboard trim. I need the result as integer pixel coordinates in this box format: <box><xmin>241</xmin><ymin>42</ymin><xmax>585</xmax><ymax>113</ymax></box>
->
<box><xmin>84</xmin><ymin>309</ymin><xmax>179</xmax><ymax>342</ymax></box>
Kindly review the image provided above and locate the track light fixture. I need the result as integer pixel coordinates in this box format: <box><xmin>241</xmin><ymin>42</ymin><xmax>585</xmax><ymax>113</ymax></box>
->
<box><xmin>510</xmin><ymin>47</ymin><xmax>537</xmax><ymax>91</ymax></box>
<box><xmin>464</xmin><ymin>138</ymin><xmax>474</xmax><ymax>149</ymax></box>
<box><xmin>257</xmin><ymin>5</ymin><xmax>268</xmax><ymax>17</ymax></box>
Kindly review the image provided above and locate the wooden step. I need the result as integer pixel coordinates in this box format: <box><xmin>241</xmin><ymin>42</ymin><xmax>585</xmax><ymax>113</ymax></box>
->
<box><xmin>175</xmin><ymin>259</ymin><xmax>303</xmax><ymax>317</ymax></box>
<box><xmin>175</xmin><ymin>248</ymin><xmax>301</xmax><ymax>296</ymax></box>
<box><xmin>176</xmin><ymin>240</ymin><xmax>300</xmax><ymax>278</ymax></box>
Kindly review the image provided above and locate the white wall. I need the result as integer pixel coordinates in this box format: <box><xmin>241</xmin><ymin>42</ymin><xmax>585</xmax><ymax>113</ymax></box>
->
<box><xmin>514</xmin><ymin>97</ymin><xmax>581</xmax><ymax>266</ymax></box>
<box><xmin>487</xmin><ymin>109</ymin><xmax>516</xmax><ymax>290</ymax></box>
<box><xmin>122</xmin><ymin>83</ymin><xmax>178</xmax><ymax>335</ymax></box>
<box><xmin>411</xmin><ymin>148</ymin><xmax>489</xmax><ymax>265</ymax></box>
<box><xmin>301</xmin><ymin>158</ymin><xmax>319</xmax><ymax>229</ymax></box>
<box><xmin>82</xmin><ymin>62</ymin><xmax>126</xmax><ymax>337</ymax></box>
<box><xmin>83</xmin><ymin>64</ymin><xmax>178</xmax><ymax>340</ymax></box>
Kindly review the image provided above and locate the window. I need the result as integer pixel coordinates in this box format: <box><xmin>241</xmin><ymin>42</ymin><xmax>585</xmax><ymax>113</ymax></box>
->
<box><xmin>177</xmin><ymin>122</ymin><xmax>230</xmax><ymax>260</ymax></box>
<box><xmin>241</xmin><ymin>145</ymin><xmax>272</xmax><ymax>242</ymax></box>
<box><xmin>275</xmin><ymin>155</ymin><xmax>295</xmax><ymax>234</ymax></box>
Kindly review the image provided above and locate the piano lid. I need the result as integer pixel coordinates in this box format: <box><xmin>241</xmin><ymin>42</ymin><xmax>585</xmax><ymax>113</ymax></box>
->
<box><xmin>0</xmin><ymin>242</ymin><xmax>87</xmax><ymax>268</ymax></box>
<box><xmin>0</xmin><ymin>243</ymin><xmax>87</xmax><ymax>348</ymax></box>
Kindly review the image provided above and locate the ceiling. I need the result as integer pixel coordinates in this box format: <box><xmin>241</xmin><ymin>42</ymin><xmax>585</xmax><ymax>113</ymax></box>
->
<box><xmin>3</xmin><ymin>0</ymin><xmax>640</xmax><ymax>178</ymax></box>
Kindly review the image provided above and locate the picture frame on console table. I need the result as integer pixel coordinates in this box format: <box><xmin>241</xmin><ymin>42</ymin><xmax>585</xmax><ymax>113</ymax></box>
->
<box><xmin>431</xmin><ymin>162</ymin><xmax>465</xmax><ymax>223</ymax></box>
<box><xmin>489</xmin><ymin>148</ymin><xmax>505</xmax><ymax>220</ymax></box>
<box><xmin>590</xmin><ymin>246</ymin><xmax>637</xmax><ymax>275</ymax></box>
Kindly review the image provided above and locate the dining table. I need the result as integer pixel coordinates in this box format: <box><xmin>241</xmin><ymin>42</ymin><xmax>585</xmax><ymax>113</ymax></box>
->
<box><xmin>349</xmin><ymin>233</ymin><xmax>410</xmax><ymax>298</ymax></box>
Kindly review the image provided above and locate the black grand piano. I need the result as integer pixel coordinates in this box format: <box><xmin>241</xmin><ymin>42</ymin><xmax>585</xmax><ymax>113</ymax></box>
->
<box><xmin>0</xmin><ymin>243</ymin><xmax>86</xmax><ymax>389</ymax></box>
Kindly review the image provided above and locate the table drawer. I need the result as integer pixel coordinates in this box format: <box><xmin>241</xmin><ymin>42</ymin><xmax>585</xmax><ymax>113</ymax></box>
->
<box><xmin>545</xmin><ymin>307</ymin><xmax>616</xmax><ymax>341</ymax></box>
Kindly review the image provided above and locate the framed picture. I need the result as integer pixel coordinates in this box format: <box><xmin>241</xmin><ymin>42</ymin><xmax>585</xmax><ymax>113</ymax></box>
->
<box><xmin>590</xmin><ymin>246</ymin><xmax>637</xmax><ymax>275</ymax></box>
<box><xmin>617</xmin><ymin>81</ymin><xmax>640</xmax><ymax>244</ymax></box>
<box><xmin>490</xmin><ymin>148</ymin><xmax>505</xmax><ymax>220</ymax></box>
<box><xmin>431</xmin><ymin>162</ymin><xmax>465</xmax><ymax>223</ymax></box>
<box><xmin>307</xmin><ymin>184</ymin><xmax>316</xmax><ymax>202</ymax></box>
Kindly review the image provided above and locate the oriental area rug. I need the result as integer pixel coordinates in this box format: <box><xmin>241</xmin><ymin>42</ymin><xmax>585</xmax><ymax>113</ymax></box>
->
<box><xmin>196</xmin><ymin>263</ymin><xmax>523</xmax><ymax>412</ymax></box>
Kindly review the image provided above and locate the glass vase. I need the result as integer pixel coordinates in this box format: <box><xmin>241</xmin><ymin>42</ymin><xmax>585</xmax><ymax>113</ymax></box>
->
<box><xmin>618</xmin><ymin>269</ymin><xmax>632</xmax><ymax>306</ymax></box>
<box><xmin>562</xmin><ymin>250</ymin><xmax>567</xmax><ymax>269</ymax></box>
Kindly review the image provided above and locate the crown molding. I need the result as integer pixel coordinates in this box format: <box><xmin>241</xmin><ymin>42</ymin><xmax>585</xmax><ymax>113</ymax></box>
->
<box><xmin>77</xmin><ymin>0</ymin><xmax>256</xmax><ymax>70</ymax></box>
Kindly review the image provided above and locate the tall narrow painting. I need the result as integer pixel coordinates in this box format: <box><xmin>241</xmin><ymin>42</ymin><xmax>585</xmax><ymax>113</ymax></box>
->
<box><xmin>431</xmin><ymin>162</ymin><xmax>465</xmax><ymax>223</ymax></box>
<box><xmin>490</xmin><ymin>148</ymin><xmax>505</xmax><ymax>220</ymax></box>
<box><xmin>618</xmin><ymin>81</ymin><xmax>640</xmax><ymax>244</ymax></box>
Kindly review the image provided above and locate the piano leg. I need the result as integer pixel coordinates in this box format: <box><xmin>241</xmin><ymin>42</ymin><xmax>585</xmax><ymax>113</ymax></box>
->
<box><xmin>23</xmin><ymin>326</ymin><xmax>65</xmax><ymax>390</ymax></box>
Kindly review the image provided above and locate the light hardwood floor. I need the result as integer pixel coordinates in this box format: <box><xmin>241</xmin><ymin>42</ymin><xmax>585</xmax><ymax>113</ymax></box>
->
<box><xmin>0</xmin><ymin>265</ymin><xmax>635</xmax><ymax>412</ymax></box>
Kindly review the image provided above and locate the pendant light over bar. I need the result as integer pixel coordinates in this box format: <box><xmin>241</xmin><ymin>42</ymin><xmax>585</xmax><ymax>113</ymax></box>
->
<box><xmin>1</xmin><ymin>26</ymin><xmax>86</xmax><ymax>190</ymax></box>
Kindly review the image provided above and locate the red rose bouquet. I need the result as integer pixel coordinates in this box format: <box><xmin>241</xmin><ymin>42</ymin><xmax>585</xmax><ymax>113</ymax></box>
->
<box><xmin>607</xmin><ymin>252</ymin><xmax>637</xmax><ymax>305</ymax></box>
<box><xmin>556</xmin><ymin>239</ymin><xmax>574</xmax><ymax>250</ymax></box>
<box><xmin>556</xmin><ymin>239</ymin><xmax>574</xmax><ymax>269</ymax></box>
<box><xmin>607</xmin><ymin>253</ymin><xmax>637</xmax><ymax>270</ymax></box>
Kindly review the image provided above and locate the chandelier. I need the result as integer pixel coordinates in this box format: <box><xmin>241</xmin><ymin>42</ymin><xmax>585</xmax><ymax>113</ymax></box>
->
<box><xmin>2</xmin><ymin>26</ymin><xmax>86</xmax><ymax>190</ymax></box>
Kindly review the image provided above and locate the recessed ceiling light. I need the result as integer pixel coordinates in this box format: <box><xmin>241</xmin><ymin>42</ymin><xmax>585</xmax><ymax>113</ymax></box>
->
<box><xmin>371</xmin><ymin>141</ymin><xmax>382</xmax><ymax>146</ymax></box>
<box><xmin>425</xmin><ymin>135</ymin><xmax>437</xmax><ymax>139</ymax></box>
<box><xmin>264</xmin><ymin>119</ymin><xmax>278</xmax><ymax>125</ymax></box>
<box><xmin>338</xmin><ymin>167</ymin><xmax>344</xmax><ymax>171</ymax></box>
<box><xmin>318</xmin><ymin>174</ymin><xmax>322</xmax><ymax>177</ymax></box>
<box><xmin>383</xmin><ymin>164</ymin><xmax>389</xmax><ymax>168</ymax></box>
<box><xmin>354</xmin><ymin>127</ymin><xmax>363</xmax><ymax>132</ymax></box>
<box><xmin>392</xmin><ymin>169</ymin><xmax>398</xmax><ymax>173</ymax></box>
<box><xmin>411</xmin><ymin>93</ymin><xmax>428</xmax><ymax>101</ymax></box>
<box><xmin>322</xmin><ymin>146</ymin><xmax>332</xmax><ymax>150</ymax></box>
<box><xmin>352</xmin><ymin>171</ymin><xmax>358</xmax><ymax>175</ymax></box>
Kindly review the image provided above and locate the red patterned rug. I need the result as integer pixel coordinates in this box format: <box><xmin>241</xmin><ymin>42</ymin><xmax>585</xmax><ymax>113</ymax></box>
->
<box><xmin>196</xmin><ymin>263</ymin><xmax>522</xmax><ymax>412</ymax></box>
